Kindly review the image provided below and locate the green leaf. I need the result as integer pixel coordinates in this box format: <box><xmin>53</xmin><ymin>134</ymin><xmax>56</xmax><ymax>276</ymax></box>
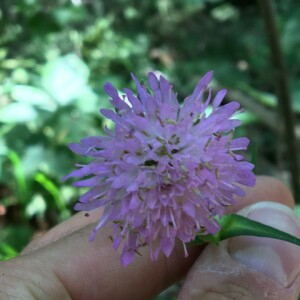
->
<box><xmin>235</xmin><ymin>111</ymin><xmax>258</xmax><ymax>125</ymax></box>
<box><xmin>211</xmin><ymin>4</ymin><xmax>239</xmax><ymax>22</ymax></box>
<box><xmin>53</xmin><ymin>6</ymin><xmax>88</xmax><ymax>26</ymax></box>
<box><xmin>34</xmin><ymin>172</ymin><xmax>66</xmax><ymax>212</ymax></box>
<box><xmin>294</xmin><ymin>204</ymin><xmax>300</xmax><ymax>219</ymax></box>
<box><xmin>11</xmin><ymin>85</ymin><xmax>57</xmax><ymax>112</ymax></box>
<box><xmin>42</xmin><ymin>54</ymin><xmax>90</xmax><ymax>106</ymax></box>
<box><xmin>205</xmin><ymin>106</ymin><xmax>257</xmax><ymax>125</ymax></box>
<box><xmin>194</xmin><ymin>214</ymin><xmax>300</xmax><ymax>247</ymax></box>
<box><xmin>74</xmin><ymin>87</ymin><xmax>99</xmax><ymax>113</ymax></box>
<box><xmin>21</xmin><ymin>145</ymin><xmax>47</xmax><ymax>177</ymax></box>
<box><xmin>290</xmin><ymin>81</ymin><xmax>300</xmax><ymax>113</ymax></box>
<box><xmin>7</xmin><ymin>150</ymin><xmax>29</xmax><ymax>205</ymax></box>
<box><xmin>237</xmin><ymin>83</ymin><xmax>277</xmax><ymax>108</ymax></box>
<box><xmin>0</xmin><ymin>103</ymin><xmax>37</xmax><ymax>123</ymax></box>
<box><xmin>0</xmin><ymin>225</ymin><xmax>33</xmax><ymax>254</ymax></box>
<box><xmin>25</xmin><ymin>194</ymin><xmax>46</xmax><ymax>217</ymax></box>
<box><xmin>0</xmin><ymin>242</ymin><xmax>18</xmax><ymax>260</ymax></box>
<box><xmin>22</xmin><ymin>145</ymin><xmax>74</xmax><ymax>178</ymax></box>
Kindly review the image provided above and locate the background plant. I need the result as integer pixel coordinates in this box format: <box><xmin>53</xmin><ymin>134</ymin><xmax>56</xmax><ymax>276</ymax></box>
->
<box><xmin>0</xmin><ymin>0</ymin><xmax>299</xmax><ymax>298</ymax></box>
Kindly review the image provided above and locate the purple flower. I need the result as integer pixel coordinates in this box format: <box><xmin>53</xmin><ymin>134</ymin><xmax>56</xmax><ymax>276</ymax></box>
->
<box><xmin>64</xmin><ymin>71</ymin><xmax>256</xmax><ymax>266</ymax></box>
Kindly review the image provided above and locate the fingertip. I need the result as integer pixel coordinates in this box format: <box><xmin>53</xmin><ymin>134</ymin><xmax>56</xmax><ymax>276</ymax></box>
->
<box><xmin>253</xmin><ymin>176</ymin><xmax>294</xmax><ymax>208</ymax></box>
<box><xmin>179</xmin><ymin>201</ymin><xmax>300</xmax><ymax>300</ymax></box>
<box><xmin>226</xmin><ymin>175</ymin><xmax>294</xmax><ymax>214</ymax></box>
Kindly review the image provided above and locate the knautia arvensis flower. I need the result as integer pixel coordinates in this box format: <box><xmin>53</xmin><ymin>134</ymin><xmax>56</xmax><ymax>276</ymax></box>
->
<box><xmin>64</xmin><ymin>71</ymin><xmax>256</xmax><ymax>266</ymax></box>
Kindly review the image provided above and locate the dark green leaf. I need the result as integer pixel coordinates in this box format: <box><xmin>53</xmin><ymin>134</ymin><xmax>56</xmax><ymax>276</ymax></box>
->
<box><xmin>194</xmin><ymin>214</ymin><xmax>300</xmax><ymax>248</ymax></box>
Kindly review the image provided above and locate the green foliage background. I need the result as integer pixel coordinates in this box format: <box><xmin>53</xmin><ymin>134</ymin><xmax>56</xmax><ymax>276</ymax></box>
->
<box><xmin>0</xmin><ymin>0</ymin><xmax>300</xmax><ymax>297</ymax></box>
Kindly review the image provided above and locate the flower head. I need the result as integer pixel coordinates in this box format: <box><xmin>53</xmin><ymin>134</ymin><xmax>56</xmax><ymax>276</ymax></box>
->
<box><xmin>64</xmin><ymin>71</ymin><xmax>256</xmax><ymax>266</ymax></box>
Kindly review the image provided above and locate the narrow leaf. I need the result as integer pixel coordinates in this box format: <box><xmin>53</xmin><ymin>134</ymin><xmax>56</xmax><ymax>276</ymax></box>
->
<box><xmin>194</xmin><ymin>214</ymin><xmax>300</xmax><ymax>247</ymax></box>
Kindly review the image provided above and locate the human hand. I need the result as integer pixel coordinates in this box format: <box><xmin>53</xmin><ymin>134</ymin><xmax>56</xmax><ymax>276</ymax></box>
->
<box><xmin>179</xmin><ymin>179</ymin><xmax>300</xmax><ymax>299</ymax></box>
<box><xmin>0</xmin><ymin>176</ymin><xmax>299</xmax><ymax>300</ymax></box>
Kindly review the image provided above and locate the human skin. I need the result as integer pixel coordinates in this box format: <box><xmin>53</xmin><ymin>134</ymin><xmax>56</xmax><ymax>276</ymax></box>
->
<box><xmin>0</xmin><ymin>176</ymin><xmax>298</xmax><ymax>300</ymax></box>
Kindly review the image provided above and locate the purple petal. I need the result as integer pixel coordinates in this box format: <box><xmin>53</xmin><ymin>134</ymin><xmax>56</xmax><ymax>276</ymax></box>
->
<box><xmin>212</xmin><ymin>89</ymin><xmax>227</xmax><ymax>109</ymax></box>
<box><xmin>131</xmin><ymin>73</ymin><xmax>150</xmax><ymax>105</ymax></box>
<box><xmin>73</xmin><ymin>177</ymin><xmax>100</xmax><ymax>187</ymax></box>
<box><xmin>89</xmin><ymin>210</ymin><xmax>111</xmax><ymax>241</ymax></box>
<box><xmin>160</xmin><ymin>235</ymin><xmax>175</xmax><ymax>257</ymax></box>
<box><xmin>148</xmin><ymin>72</ymin><xmax>159</xmax><ymax>90</ymax></box>
<box><xmin>182</xmin><ymin>202</ymin><xmax>195</xmax><ymax>218</ymax></box>
<box><xmin>229</xmin><ymin>137</ymin><xmax>249</xmax><ymax>150</ymax></box>
<box><xmin>74</xmin><ymin>197</ymin><xmax>109</xmax><ymax>211</ymax></box>
<box><xmin>62</xmin><ymin>165</ymin><xmax>92</xmax><ymax>180</ymax></box>
<box><xmin>104</xmin><ymin>82</ymin><xmax>119</xmax><ymax>99</ymax></box>
<box><xmin>104</xmin><ymin>82</ymin><xmax>131</xmax><ymax>111</ymax></box>
<box><xmin>81</xmin><ymin>136</ymin><xmax>106</xmax><ymax>147</ymax></box>
<box><xmin>123</xmin><ymin>88</ymin><xmax>143</xmax><ymax>113</ymax></box>
<box><xmin>68</xmin><ymin>143</ymin><xmax>91</xmax><ymax>155</ymax></box>
<box><xmin>79</xmin><ymin>187</ymin><xmax>105</xmax><ymax>203</ymax></box>
<box><xmin>190</xmin><ymin>71</ymin><xmax>213</xmax><ymax>102</ymax></box>
<box><xmin>100</xmin><ymin>109</ymin><xmax>124</xmax><ymax>124</ymax></box>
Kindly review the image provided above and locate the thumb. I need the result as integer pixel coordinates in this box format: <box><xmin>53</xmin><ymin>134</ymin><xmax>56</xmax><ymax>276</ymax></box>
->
<box><xmin>179</xmin><ymin>201</ymin><xmax>300</xmax><ymax>300</ymax></box>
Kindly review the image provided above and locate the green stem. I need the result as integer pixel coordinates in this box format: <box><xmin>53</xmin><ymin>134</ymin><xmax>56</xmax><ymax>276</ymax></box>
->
<box><xmin>7</xmin><ymin>151</ymin><xmax>28</xmax><ymax>205</ymax></box>
<box><xmin>34</xmin><ymin>172</ymin><xmax>66</xmax><ymax>212</ymax></box>
<box><xmin>257</xmin><ymin>0</ymin><xmax>300</xmax><ymax>202</ymax></box>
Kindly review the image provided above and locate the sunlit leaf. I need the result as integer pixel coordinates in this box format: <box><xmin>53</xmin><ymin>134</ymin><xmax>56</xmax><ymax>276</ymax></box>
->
<box><xmin>74</xmin><ymin>87</ymin><xmax>99</xmax><ymax>113</ymax></box>
<box><xmin>0</xmin><ymin>242</ymin><xmax>18</xmax><ymax>261</ymax></box>
<box><xmin>34</xmin><ymin>172</ymin><xmax>66</xmax><ymax>212</ymax></box>
<box><xmin>11</xmin><ymin>85</ymin><xmax>57</xmax><ymax>112</ymax></box>
<box><xmin>25</xmin><ymin>194</ymin><xmax>46</xmax><ymax>217</ymax></box>
<box><xmin>0</xmin><ymin>103</ymin><xmax>37</xmax><ymax>123</ymax></box>
<box><xmin>206</xmin><ymin>105</ymin><xmax>258</xmax><ymax>125</ymax></box>
<box><xmin>22</xmin><ymin>144</ymin><xmax>74</xmax><ymax>178</ymax></box>
<box><xmin>42</xmin><ymin>54</ymin><xmax>90</xmax><ymax>106</ymax></box>
<box><xmin>7</xmin><ymin>151</ymin><xmax>29</xmax><ymax>205</ymax></box>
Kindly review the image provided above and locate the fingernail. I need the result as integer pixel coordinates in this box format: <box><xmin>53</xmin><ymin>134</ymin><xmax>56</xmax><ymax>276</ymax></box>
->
<box><xmin>229</xmin><ymin>201</ymin><xmax>300</xmax><ymax>287</ymax></box>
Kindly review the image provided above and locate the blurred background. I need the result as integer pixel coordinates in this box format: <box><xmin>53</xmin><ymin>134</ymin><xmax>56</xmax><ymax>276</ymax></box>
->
<box><xmin>0</xmin><ymin>0</ymin><xmax>300</xmax><ymax>298</ymax></box>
